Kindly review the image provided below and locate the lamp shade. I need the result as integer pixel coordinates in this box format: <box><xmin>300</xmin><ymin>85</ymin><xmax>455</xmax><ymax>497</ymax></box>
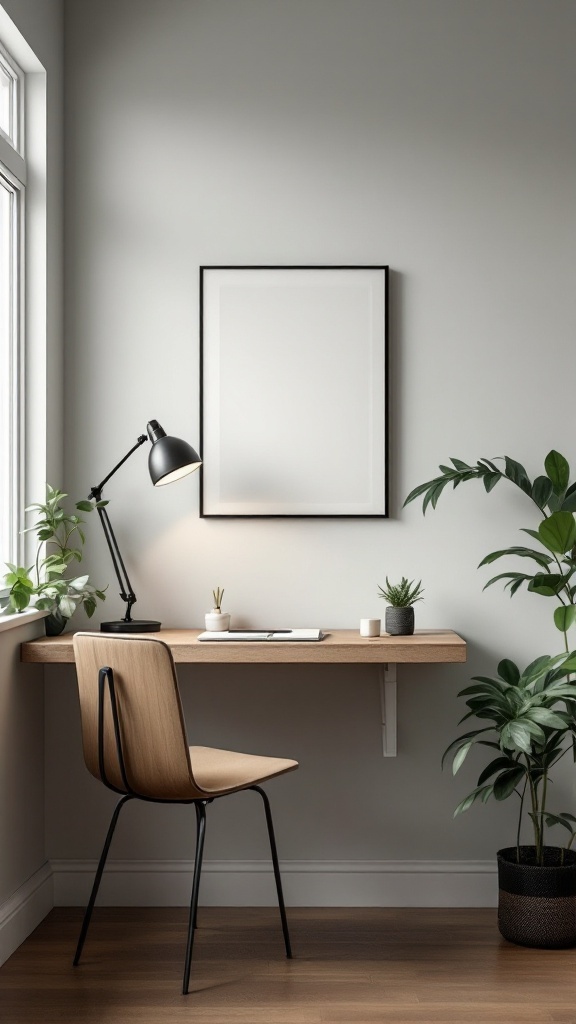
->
<box><xmin>147</xmin><ymin>420</ymin><xmax>202</xmax><ymax>486</ymax></box>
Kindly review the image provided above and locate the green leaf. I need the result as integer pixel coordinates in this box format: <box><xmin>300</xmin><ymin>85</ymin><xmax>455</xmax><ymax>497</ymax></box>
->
<box><xmin>477</xmin><ymin>756</ymin><xmax>521</xmax><ymax>786</ymax></box>
<box><xmin>520</xmin><ymin>654</ymin><xmax>564</xmax><ymax>686</ymax></box>
<box><xmin>539</xmin><ymin>512</ymin><xmax>576</xmax><ymax>555</ymax></box>
<box><xmin>9</xmin><ymin>590</ymin><xmax>31</xmax><ymax>612</ymax></box>
<box><xmin>527</xmin><ymin>573</ymin><xmax>567</xmax><ymax>597</ymax></box>
<box><xmin>454</xmin><ymin>785</ymin><xmax>494</xmax><ymax>816</ymax></box>
<box><xmin>532</xmin><ymin>475</ymin><xmax>554</xmax><ymax>509</ymax></box>
<box><xmin>483</xmin><ymin>472</ymin><xmax>501</xmax><ymax>493</ymax></box>
<box><xmin>504</xmin><ymin>457</ymin><xmax>532</xmax><ymax>496</ymax></box>
<box><xmin>521</xmin><ymin>528</ymin><xmax>542</xmax><ymax>542</ymax></box>
<box><xmin>493</xmin><ymin>767</ymin><xmax>525</xmax><ymax>800</ymax></box>
<box><xmin>441</xmin><ymin>728</ymin><xmax>492</xmax><ymax>769</ymax></box>
<box><xmin>452</xmin><ymin>741</ymin><xmax>474</xmax><ymax>774</ymax></box>
<box><xmin>544</xmin><ymin>814</ymin><xmax>575</xmax><ymax>835</ymax></box>
<box><xmin>501</xmin><ymin>721</ymin><xmax>532</xmax><ymax>753</ymax></box>
<box><xmin>497</xmin><ymin>659</ymin><xmax>520</xmax><ymax>685</ymax></box>
<box><xmin>404</xmin><ymin>480</ymin><xmax>436</xmax><ymax>507</ymax></box>
<box><xmin>561</xmin><ymin>491</ymin><xmax>576</xmax><ymax>513</ymax></box>
<box><xmin>554</xmin><ymin>606</ymin><xmax>576</xmax><ymax>633</ymax></box>
<box><xmin>479</xmin><ymin>546</ymin><xmax>553</xmax><ymax>569</ymax></box>
<box><xmin>483</xmin><ymin>572</ymin><xmax>532</xmax><ymax>593</ymax></box>
<box><xmin>422</xmin><ymin>480</ymin><xmax>448</xmax><ymax>515</ymax></box>
<box><xmin>545</xmin><ymin>450</ymin><xmax>570</xmax><ymax>494</ymax></box>
<box><xmin>75</xmin><ymin>500</ymin><xmax>94</xmax><ymax>512</ymax></box>
<box><xmin>526</xmin><ymin>707</ymin><xmax>571</xmax><ymax>730</ymax></box>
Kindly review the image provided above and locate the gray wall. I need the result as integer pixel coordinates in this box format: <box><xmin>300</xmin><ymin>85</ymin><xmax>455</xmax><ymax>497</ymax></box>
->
<box><xmin>50</xmin><ymin>0</ymin><xmax>576</xmax><ymax>894</ymax></box>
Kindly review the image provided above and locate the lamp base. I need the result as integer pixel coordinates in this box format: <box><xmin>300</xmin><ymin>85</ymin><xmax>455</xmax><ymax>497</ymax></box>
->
<box><xmin>100</xmin><ymin>619</ymin><xmax>162</xmax><ymax>633</ymax></box>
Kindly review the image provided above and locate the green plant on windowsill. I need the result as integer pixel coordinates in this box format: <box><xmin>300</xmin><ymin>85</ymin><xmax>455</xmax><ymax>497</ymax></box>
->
<box><xmin>2</xmin><ymin>484</ymin><xmax>107</xmax><ymax>634</ymax></box>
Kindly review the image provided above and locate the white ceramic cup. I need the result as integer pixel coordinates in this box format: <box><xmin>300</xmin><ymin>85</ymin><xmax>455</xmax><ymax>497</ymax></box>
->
<box><xmin>360</xmin><ymin>618</ymin><xmax>381</xmax><ymax>637</ymax></box>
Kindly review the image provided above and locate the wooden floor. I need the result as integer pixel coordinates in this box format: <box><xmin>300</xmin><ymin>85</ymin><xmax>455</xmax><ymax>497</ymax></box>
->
<box><xmin>1</xmin><ymin>907</ymin><xmax>576</xmax><ymax>1023</ymax></box>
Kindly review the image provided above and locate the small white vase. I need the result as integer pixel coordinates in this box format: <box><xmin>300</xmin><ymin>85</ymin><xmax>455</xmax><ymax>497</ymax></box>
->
<box><xmin>205</xmin><ymin>610</ymin><xmax>230</xmax><ymax>632</ymax></box>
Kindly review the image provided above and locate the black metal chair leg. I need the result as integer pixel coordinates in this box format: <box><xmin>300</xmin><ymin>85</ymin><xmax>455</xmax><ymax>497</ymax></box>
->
<box><xmin>251</xmin><ymin>785</ymin><xmax>292</xmax><ymax>958</ymax></box>
<box><xmin>182</xmin><ymin>800</ymin><xmax>207</xmax><ymax>994</ymax></box>
<box><xmin>73</xmin><ymin>794</ymin><xmax>133</xmax><ymax>966</ymax></box>
<box><xmin>192</xmin><ymin>802</ymin><xmax>203</xmax><ymax>931</ymax></box>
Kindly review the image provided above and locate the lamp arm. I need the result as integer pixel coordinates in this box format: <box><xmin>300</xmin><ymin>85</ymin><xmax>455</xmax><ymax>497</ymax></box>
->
<box><xmin>96</xmin><ymin>504</ymin><xmax>138</xmax><ymax>622</ymax></box>
<box><xmin>88</xmin><ymin>434</ymin><xmax>148</xmax><ymax>625</ymax></box>
<box><xmin>89</xmin><ymin>434</ymin><xmax>147</xmax><ymax>497</ymax></box>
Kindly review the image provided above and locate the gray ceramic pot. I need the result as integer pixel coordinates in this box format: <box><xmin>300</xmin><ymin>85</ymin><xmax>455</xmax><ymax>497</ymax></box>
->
<box><xmin>385</xmin><ymin>606</ymin><xmax>414</xmax><ymax>635</ymax></box>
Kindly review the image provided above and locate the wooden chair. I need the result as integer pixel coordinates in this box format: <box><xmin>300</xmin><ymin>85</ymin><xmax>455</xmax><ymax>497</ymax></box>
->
<box><xmin>72</xmin><ymin>632</ymin><xmax>298</xmax><ymax>994</ymax></box>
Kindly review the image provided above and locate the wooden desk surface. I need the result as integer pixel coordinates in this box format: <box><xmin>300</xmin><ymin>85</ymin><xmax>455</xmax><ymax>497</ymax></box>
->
<box><xmin>21</xmin><ymin>628</ymin><xmax>466</xmax><ymax>665</ymax></box>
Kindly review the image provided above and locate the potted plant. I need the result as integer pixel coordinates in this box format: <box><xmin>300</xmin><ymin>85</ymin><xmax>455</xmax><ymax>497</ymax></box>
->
<box><xmin>377</xmin><ymin>577</ymin><xmax>424</xmax><ymax>635</ymax></box>
<box><xmin>405</xmin><ymin>449</ymin><xmax>576</xmax><ymax>946</ymax></box>
<box><xmin>205</xmin><ymin>587</ymin><xmax>230</xmax><ymax>632</ymax></box>
<box><xmin>444</xmin><ymin>652</ymin><xmax>576</xmax><ymax>947</ymax></box>
<box><xmin>2</xmin><ymin>484</ymin><xmax>106</xmax><ymax>635</ymax></box>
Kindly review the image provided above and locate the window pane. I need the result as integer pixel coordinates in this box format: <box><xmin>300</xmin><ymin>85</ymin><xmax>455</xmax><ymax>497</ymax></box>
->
<box><xmin>0</xmin><ymin>177</ymin><xmax>17</xmax><ymax>569</ymax></box>
<box><xmin>0</xmin><ymin>59</ymin><xmax>13</xmax><ymax>141</ymax></box>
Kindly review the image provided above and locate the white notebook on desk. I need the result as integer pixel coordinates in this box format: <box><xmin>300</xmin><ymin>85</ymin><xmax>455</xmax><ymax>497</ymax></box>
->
<box><xmin>197</xmin><ymin>628</ymin><xmax>325</xmax><ymax>642</ymax></box>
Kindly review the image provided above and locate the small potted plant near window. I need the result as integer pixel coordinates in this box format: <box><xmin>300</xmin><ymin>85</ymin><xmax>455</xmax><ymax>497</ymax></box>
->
<box><xmin>205</xmin><ymin>587</ymin><xmax>230</xmax><ymax>632</ymax></box>
<box><xmin>378</xmin><ymin>577</ymin><xmax>424</xmax><ymax>635</ymax></box>
<box><xmin>2</xmin><ymin>484</ymin><xmax>107</xmax><ymax>635</ymax></box>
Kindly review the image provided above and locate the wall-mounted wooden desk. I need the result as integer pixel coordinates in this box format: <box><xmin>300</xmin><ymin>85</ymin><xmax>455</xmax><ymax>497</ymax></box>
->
<box><xmin>21</xmin><ymin>628</ymin><xmax>466</xmax><ymax>757</ymax></box>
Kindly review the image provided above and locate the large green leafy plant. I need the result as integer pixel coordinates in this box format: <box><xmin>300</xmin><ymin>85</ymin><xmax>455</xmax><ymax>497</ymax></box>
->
<box><xmin>405</xmin><ymin>450</ymin><xmax>576</xmax><ymax>651</ymax></box>
<box><xmin>405</xmin><ymin>450</ymin><xmax>576</xmax><ymax>857</ymax></box>
<box><xmin>443</xmin><ymin>652</ymin><xmax>576</xmax><ymax>862</ymax></box>
<box><xmin>3</xmin><ymin>485</ymin><xmax>106</xmax><ymax>621</ymax></box>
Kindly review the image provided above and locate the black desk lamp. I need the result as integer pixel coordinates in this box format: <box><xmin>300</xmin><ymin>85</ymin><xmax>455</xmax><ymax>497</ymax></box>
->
<box><xmin>88</xmin><ymin>419</ymin><xmax>202</xmax><ymax>633</ymax></box>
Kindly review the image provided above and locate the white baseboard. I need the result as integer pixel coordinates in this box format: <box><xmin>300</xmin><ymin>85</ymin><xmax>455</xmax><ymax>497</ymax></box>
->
<box><xmin>0</xmin><ymin>863</ymin><xmax>53</xmax><ymax>967</ymax></box>
<box><xmin>51</xmin><ymin>858</ymin><xmax>498</xmax><ymax>908</ymax></box>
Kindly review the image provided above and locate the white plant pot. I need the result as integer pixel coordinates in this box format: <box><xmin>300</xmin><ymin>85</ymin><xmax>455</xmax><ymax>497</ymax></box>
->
<box><xmin>205</xmin><ymin>611</ymin><xmax>230</xmax><ymax>632</ymax></box>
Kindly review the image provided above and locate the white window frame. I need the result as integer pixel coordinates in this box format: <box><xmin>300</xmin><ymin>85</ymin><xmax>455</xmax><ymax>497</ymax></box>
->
<box><xmin>0</xmin><ymin>38</ymin><xmax>23</xmax><ymax>154</ymax></box>
<box><xmin>0</xmin><ymin>39</ymin><xmax>25</xmax><ymax>600</ymax></box>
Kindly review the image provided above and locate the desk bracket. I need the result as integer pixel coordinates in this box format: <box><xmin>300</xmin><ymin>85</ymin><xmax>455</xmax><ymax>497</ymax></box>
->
<box><xmin>379</xmin><ymin>663</ymin><xmax>397</xmax><ymax>757</ymax></box>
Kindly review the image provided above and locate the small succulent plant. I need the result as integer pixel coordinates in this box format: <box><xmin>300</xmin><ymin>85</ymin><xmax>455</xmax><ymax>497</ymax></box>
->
<box><xmin>378</xmin><ymin>577</ymin><xmax>424</xmax><ymax>607</ymax></box>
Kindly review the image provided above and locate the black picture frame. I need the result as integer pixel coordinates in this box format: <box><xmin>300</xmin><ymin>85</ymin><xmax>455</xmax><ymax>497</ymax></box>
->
<box><xmin>200</xmin><ymin>265</ymin><xmax>389</xmax><ymax>518</ymax></box>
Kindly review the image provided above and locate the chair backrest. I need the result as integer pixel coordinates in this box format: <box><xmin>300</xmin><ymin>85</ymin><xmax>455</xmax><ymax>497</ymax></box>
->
<box><xmin>73</xmin><ymin>633</ymin><xmax>201</xmax><ymax>801</ymax></box>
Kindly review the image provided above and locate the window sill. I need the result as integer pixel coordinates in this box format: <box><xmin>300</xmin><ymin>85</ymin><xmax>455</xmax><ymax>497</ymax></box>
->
<box><xmin>0</xmin><ymin>608</ymin><xmax>48</xmax><ymax>635</ymax></box>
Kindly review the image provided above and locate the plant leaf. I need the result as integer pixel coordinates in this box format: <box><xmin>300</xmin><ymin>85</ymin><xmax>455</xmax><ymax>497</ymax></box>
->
<box><xmin>504</xmin><ymin>457</ymin><xmax>532</xmax><ymax>496</ymax></box>
<box><xmin>479</xmin><ymin>547</ymin><xmax>553</xmax><ymax>569</ymax></box>
<box><xmin>527</xmin><ymin>573</ymin><xmax>568</xmax><ymax>597</ymax></box>
<box><xmin>532</xmin><ymin>475</ymin><xmax>554</xmax><ymax>509</ymax></box>
<box><xmin>493</xmin><ymin>767</ymin><xmax>525</xmax><ymax>800</ymax></box>
<box><xmin>526</xmin><ymin>707</ymin><xmax>571</xmax><ymax>730</ymax></box>
<box><xmin>545</xmin><ymin>450</ymin><xmax>570</xmax><ymax>494</ymax></box>
<box><xmin>554</xmin><ymin>606</ymin><xmax>576</xmax><ymax>633</ymax></box>
<box><xmin>454</xmin><ymin>785</ymin><xmax>494</xmax><ymax>816</ymax></box>
<box><xmin>452</xmin><ymin>741</ymin><xmax>474</xmax><ymax>774</ymax></box>
<box><xmin>497</xmin><ymin>659</ymin><xmax>520</xmax><ymax>685</ymax></box>
<box><xmin>538</xmin><ymin>512</ymin><xmax>576</xmax><ymax>555</ymax></box>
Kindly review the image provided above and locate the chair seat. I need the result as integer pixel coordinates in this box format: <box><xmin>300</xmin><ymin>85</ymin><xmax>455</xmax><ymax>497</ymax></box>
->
<box><xmin>189</xmin><ymin>745</ymin><xmax>298</xmax><ymax>796</ymax></box>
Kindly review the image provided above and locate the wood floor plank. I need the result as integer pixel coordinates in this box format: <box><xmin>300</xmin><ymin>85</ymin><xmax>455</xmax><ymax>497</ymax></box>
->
<box><xmin>0</xmin><ymin>908</ymin><xmax>574</xmax><ymax>1023</ymax></box>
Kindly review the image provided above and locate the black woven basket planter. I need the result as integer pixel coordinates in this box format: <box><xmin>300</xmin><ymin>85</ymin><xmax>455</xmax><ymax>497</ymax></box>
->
<box><xmin>385</xmin><ymin>606</ymin><xmax>414</xmax><ymax>635</ymax></box>
<box><xmin>497</xmin><ymin>846</ymin><xmax>576</xmax><ymax>949</ymax></box>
